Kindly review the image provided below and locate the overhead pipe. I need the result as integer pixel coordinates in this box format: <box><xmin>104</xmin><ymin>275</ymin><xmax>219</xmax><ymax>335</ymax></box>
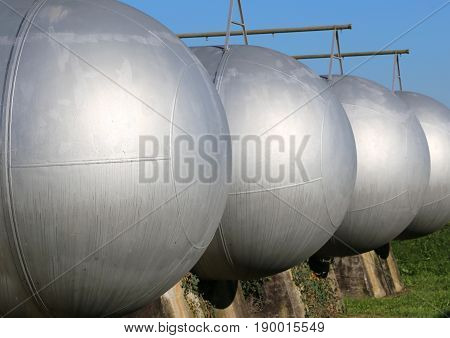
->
<box><xmin>177</xmin><ymin>24</ymin><xmax>352</xmax><ymax>39</ymax></box>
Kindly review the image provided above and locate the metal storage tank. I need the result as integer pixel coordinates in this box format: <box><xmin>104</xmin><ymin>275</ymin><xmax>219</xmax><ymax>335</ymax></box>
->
<box><xmin>396</xmin><ymin>92</ymin><xmax>450</xmax><ymax>239</ymax></box>
<box><xmin>0</xmin><ymin>0</ymin><xmax>230</xmax><ymax>317</ymax></box>
<box><xmin>317</xmin><ymin>75</ymin><xmax>430</xmax><ymax>257</ymax></box>
<box><xmin>191</xmin><ymin>46</ymin><xmax>357</xmax><ymax>280</ymax></box>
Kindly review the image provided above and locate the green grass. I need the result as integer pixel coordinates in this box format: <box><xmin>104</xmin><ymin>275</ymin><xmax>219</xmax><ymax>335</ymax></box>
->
<box><xmin>343</xmin><ymin>224</ymin><xmax>450</xmax><ymax>318</ymax></box>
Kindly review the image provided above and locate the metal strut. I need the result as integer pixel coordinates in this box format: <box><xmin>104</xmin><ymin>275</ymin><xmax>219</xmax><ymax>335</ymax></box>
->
<box><xmin>292</xmin><ymin>49</ymin><xmax>410</xmax><ymax>60</ymax></box>
<box><xmin>328</xmin><ymin>28</ymin><xmax>344</xmax><ymax>80</ymax></box>
<box><xmin>392</xmin><ymin>53</ymin><xmax>403</xmax><ymax>93</ymax></box>
<box><xmin>292</xmin><ymin>49</ymin><xmax>409</xmax><ymax>92</ymax></box>
<box><xmin>225</xmin><ymin>0</ymin><xmax>249</xmax><ymax>50</ymax></box>
<box><xmin>177</xmin><ymin>24</ymin><xmax>352</xmax><ymax>39</ymax></box>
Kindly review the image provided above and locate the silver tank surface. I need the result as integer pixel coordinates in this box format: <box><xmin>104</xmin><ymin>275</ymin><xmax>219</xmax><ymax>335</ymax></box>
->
<box><xmin>191</xmin><ymin>46</ymin><xmax>357</xmax><ymax>280</ymax></box>
<box><xmin>396</xmin><ymin>92</ymin><xmax>450</xmax><ymax>239</ymax></box>
<box><xmin>0</xmin><ymin>0</ymin><xmax>230</xmax><ymax>317</ymax></box>
<box><xmin>317</xmin><ymin>76</ymin><xmax>430</xmax><ymax>257</ymax></box>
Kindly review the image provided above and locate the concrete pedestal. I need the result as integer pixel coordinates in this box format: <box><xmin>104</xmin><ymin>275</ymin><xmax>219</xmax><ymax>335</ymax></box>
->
<box><xmin>333</xmin><ymin>249</ymin><xmax>403</xmax><ymax>298</ymax></box>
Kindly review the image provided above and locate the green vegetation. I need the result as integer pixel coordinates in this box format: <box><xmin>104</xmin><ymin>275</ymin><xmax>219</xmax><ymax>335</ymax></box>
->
<box><xmin>180</xmin><ymin>226</ymin><xmax>448</xmax><ymax>318</ymax></box>
<box><xmin>240</xmin><ymin>278</ymin><xmax>269</xmax><ymax>312</ymax></box>
<box><xmin>181</xmin><ymin>273</ymin><xmax>215</xmax><ymax>318</ymax></box>
<box><xmin>343</xmin><ymin>225</ymin><xmax>450</xmax><ymax>318</ymax></box>
<box><xmin>292</xmin><ymin>263</ymin><xmax>343</xmax><ymax>318</ymax></box>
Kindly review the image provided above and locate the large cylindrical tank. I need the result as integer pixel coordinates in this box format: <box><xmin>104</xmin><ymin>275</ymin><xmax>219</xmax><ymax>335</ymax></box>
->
<box><xmin>317</xmin><ymin>76</ymin><xmax>430</xmax><ymax>257</ymax></box>
<box><xmin>396</xmin><ymin>91</ymin><xmax>450</xmax><ymax>239</ymax></box>
<box><xmin>0</xmin><ymin>0</ymin><xmax>230</xmax><ymax>317</ymax></box>
<box><xmin>191</xmin><ymin>46</ymin><xmax>357</xmax><ymax>280</ymax></box>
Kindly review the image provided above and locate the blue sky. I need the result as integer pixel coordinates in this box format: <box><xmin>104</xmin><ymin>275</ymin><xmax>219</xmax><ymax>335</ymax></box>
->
<box><xmin>119</xmin><ymin>0</ymin><xmax>450</xmax><ymax>107</ymax></box>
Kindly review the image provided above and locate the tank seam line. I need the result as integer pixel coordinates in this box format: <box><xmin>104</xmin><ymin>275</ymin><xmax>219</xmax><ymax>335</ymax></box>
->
<box><xmin>11</xmin><ymin>156</ymin><xmax>171</xmax><ymax>169</ymax></box>
<box><xmin>405</xmin><ymin>115</ymin><xmax>415</xmax><ymax>214</ymax></box>
<box><xmin>214</xmin><ymin>48</ymin><xmax>232</xmax><ymax>93</ymax></box>
<box><xmin>208</xmin><ymin>47</ymin><xmax>236</xmax><ymax>268</ymax></box>
<box><xmin>350</xmin><ymin>190</ymin><xmax>409</xmax><ymax>213</ymax></box>
<box><xmin>320</xmin><ymin>99</ymin><xmax>337</xmax><ymax>228</ymax></box>
<box><xmin>228</xmin><ymin>177</ymin><xmax>323</xmax><ymax>196</ymax></box>
<box><xmin>422</xmin><ymin>192</ymin><xmax>450</xmax><ymax>207</ymax></box>
<box><xmin>218</xmin><ymin>221</ymin><xmax>235</xmax><ymax>269</ymax></box>
<box><xmin>169</xmin><ymin>62</ymin><xmax>208</xmax><ymax>250</ymax></box>
<box><xmin>205</xmin><ymin>47</ymin><xmax>236</xmax><ymax>267</ymax></box>
<box><xmin>420</xmin><ymin>122</ymin><xmax>450</xmax><ymax>136</ymax></box>
<box><xmin>341</xmin><ymin>103</ymin><xmax>414</xmax><ymax>123</ymax></box>
<box><xmin>2</xmin><ymin>0</ymin><xmax>51</xmax><ymax>315</ymax></box>
<box><xmin>229</xmin><ymin>58</ymin><xmax>327</xmax><ymax>104</ymax></box>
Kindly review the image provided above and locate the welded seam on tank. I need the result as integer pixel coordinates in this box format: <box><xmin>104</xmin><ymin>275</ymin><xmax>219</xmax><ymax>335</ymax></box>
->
<box><xmin>75</xmin><ymin>0</ymin><xmax>188</xmax><ymax>66</ymax></box>
<box><xmin>228</xmin><ymin>177</ymin><xmax>323</xmax><ymax>196</ymax></box>
<box><xmin>405</xmin><ymin>115</ymin><xmax>416</xmax><ymax>214</ymax></box>
<box><xmin>11</xmin><ymin>156</ymin><xmax>170</xmax><ymax>169</ymax></box>
<box><xmin>208</xmin><ymin>47</ymin><xmax>225</xmax><ymax>85</ymax></box>
<box><xmin>214</xmin><ymin>48</ymin><xmax>233</xmax><ymax>93</ymax></box>
<box><xmin>422</xmin><ymin>192</ymin><xmax>450</xmax><ymax>207</ymax></box>
<box><xmin>230</xmin><ymin>58</ymin><xmax>327</xmax><ymax>105</ymax></box>
<box><xmin>350</xmin><ymin>190</ymin><xmax>409</xmax><ymax>213</ymax></box>
<box><xmin>210</xmin><ymin>48</ymin><xmax>237</xmax><ymax>270</ymax></box>
<box><xmin>168</xmin><ymin>62</ymin><xmax>207</xmax><ymax>250</ymax></box>
<box><xmin>341</xmin><ymin>102</ymin><xmax>410</xmax><ymax>122</ymax></box>
<box><xmin>319</xmin><ymin>99</ymin><xmax>338</xmax><ymax>228</ymax></box>
<box><xmin>422</xmin><ymin>122</ymin><xmax>450</xmax><ymax>136</ymax></box>
<box><xmin>1</xmin><ymin>0</ymin><xmax>51</xmax><ymax>315</ymax></box>
<box><xmin>218</xmin><ymin>221</ymin><xmax>235</xmax><ymax>268</ymax></box>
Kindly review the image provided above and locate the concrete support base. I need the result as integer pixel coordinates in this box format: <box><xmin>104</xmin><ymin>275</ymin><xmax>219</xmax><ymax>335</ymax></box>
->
<box><xmin>243</xmin><ymin>271</ymin><xmax>306</xmax><ymax>318</ymax></box>
<box><xmin>127</xmin><ymin>265</ymin><xmax>346</xmax><ymax>318</ymax></box>
<box><xmin>126</xmin><ymin>271</ymin><xmax>306</xmax><ymax>318</ymax></box>
<box><xmin>333</xmin><ymin>248</ymin><xmax>403</xmax><ymax>298</ymax></box>
<box><xmin>125</xmin><ymin>248</ymin><xmax>402</xmax><ymax>318</ymax></box>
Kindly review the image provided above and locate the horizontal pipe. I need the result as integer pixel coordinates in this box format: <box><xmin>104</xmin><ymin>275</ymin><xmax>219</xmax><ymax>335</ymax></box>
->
<box><xmin>293</xmin><ymin>49</ymin><xmax>410</xmax><ymax>60</ymax></box>
<box><xmin>177</xmin><ymin>24</ymin><xmax>352</xmax><ymax>39</ymax></box>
